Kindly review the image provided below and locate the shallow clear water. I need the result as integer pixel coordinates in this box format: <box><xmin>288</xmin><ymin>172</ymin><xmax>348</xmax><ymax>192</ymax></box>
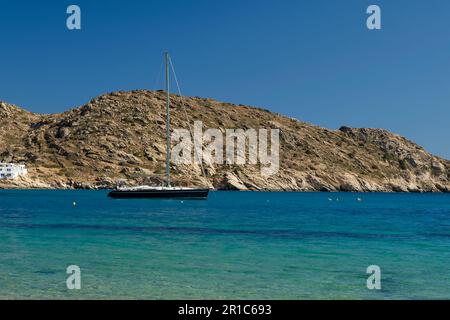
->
<box><xmin>0</xmin><ymin>190</ymin><xmax>449</xmax><ymax>299</ymax></box>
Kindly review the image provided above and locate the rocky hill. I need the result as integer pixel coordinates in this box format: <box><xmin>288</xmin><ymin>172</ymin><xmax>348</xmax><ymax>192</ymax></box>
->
<box><xmin>0</xmin><ymin>90</ymin><xmax>449</xmax><ymax>192</ymax></box>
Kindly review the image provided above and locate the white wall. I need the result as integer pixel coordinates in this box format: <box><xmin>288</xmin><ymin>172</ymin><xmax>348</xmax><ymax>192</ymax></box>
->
<box><xmin>0</xmin><ymin>163</ymin><xmax>27</xmax><ymax>179</ymax></box>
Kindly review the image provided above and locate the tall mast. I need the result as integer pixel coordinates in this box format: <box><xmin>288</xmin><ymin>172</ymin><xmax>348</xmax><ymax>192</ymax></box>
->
<box><xmin>164</xmin><ymin>51</ymin><xmax>171</xmax><ymax>187</ymax></box>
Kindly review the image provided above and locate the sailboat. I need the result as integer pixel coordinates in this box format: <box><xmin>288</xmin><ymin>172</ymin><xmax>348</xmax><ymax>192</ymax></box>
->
<box><xmin>108</xmin><ymin>52</ymin><xmax>209</xmax><ymax>199</ymax></box>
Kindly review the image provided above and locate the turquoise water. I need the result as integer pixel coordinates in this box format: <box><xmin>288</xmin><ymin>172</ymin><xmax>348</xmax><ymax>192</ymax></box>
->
<box><xmin>0</xmin><ymin>190</ymin><xmax>449</xmax><ymax>299</ymax></box>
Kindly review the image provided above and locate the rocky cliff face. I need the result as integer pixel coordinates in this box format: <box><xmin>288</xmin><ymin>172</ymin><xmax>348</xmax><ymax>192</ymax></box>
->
<box><xmin>0</xmin><ymin>91</ymin><xmax>449</xmax><ymax>192</ymax></box>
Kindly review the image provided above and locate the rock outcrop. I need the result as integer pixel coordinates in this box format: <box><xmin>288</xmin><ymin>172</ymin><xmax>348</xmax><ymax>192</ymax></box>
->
<box><xmin>0</xmin><ymin>91</ymin><xmax>449</xmax><ymax>192</ymax></box>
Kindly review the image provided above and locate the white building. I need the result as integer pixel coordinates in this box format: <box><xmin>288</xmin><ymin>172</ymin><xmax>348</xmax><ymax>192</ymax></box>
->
<box><xmin>0</xmin><ymin>163</ymin><xmax>28</xmax><ymax>179</ymax></box>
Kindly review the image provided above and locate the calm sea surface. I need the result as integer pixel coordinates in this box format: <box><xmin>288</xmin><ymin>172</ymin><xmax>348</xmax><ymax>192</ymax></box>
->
<box><xmin>0</xmin><ymin>190</ymin><xmax>449</xmax><ymax>299</ymax></box>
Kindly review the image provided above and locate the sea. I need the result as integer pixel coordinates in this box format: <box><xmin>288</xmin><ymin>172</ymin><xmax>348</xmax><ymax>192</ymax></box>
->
<box><xmin>0</xmin><ymin>190</ymin><xmax>449</xmax><ymax>299</ymax></box>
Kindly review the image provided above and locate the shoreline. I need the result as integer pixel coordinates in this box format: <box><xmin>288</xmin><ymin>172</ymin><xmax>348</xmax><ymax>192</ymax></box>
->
<box><xmin>0</xmin><ymin>187</ymin><xmax>449</xmax><ymax>193</ymax></box>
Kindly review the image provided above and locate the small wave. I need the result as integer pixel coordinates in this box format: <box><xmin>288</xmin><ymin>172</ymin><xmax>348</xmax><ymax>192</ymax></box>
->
<box><xmin>0</xmin><ymin>222</ymin><xmax>414</xmax><ymax>241</ymax></box>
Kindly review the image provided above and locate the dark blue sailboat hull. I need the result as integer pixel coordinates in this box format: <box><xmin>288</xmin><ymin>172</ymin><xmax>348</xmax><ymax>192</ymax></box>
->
<box><xmin>107</xmin><ymin>188</ymin><xmax>209</xmax><ymax>199</ymax></box>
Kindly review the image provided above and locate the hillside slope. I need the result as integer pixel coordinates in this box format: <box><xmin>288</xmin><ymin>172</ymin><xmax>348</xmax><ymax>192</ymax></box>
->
<box><xmin>0</xmin><ymin>90</ymin><xmax>449</xmax><ymax>192</ymax></box>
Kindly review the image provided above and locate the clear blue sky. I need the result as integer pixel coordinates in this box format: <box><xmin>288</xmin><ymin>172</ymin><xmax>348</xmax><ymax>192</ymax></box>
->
<box><xmin>1</xmin><ymin>0</ymin><xmax>449</xmax><ymax>158</ymax></box>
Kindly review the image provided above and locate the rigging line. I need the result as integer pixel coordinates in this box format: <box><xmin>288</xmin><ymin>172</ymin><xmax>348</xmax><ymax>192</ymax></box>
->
<box><xmin>168</xmin><ymin>57</ymin><xmax>208</xmax><ymax>186</ymax></box>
